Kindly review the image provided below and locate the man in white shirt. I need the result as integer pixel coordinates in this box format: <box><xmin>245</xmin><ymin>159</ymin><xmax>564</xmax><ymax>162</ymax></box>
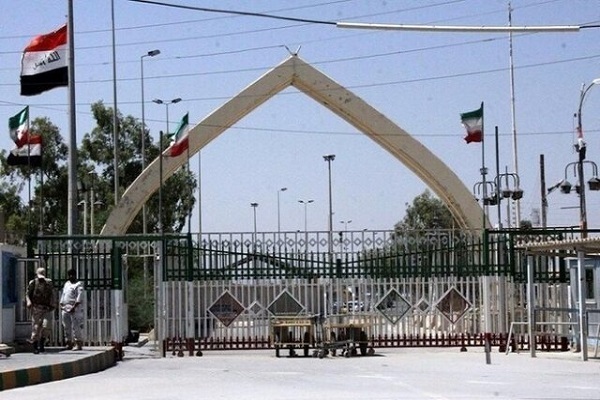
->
<box><xmin>60</xmin><ymin>269</ymin><xmax>85</xmax><ymax>350</ymax></box>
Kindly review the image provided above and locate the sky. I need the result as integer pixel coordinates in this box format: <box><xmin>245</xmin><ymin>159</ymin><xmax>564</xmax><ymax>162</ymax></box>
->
<box><xmin>1</xmin><ymin>0</ymin><xmax>600</xmax><ymax>235</ymax></box>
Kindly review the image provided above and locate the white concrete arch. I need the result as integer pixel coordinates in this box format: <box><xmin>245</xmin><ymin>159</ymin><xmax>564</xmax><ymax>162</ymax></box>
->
<box><xmin>101</xmin><ymin>56</ymin><xmax>486</xmax><ymax>235</ymax></box>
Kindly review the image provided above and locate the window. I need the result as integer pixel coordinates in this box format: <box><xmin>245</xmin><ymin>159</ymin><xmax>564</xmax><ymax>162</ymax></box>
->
<box><xmin>585</xmin><ymin>268</ymin><xmax>595</xmax><ymax>300</ymax></box>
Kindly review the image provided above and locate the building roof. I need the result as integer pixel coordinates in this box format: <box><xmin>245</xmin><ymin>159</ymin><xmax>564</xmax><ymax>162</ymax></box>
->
<box><xmin>516</xmin><ymin>236</ymin><xmax>600</xmax><ymax>256</ymax></box>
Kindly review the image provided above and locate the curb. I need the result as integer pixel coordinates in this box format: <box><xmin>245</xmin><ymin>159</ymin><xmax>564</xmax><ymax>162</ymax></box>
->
<box><xmin>0</xmin><ymin>348</ymin><xmax>117</xmax><ymax>391</ymax></box>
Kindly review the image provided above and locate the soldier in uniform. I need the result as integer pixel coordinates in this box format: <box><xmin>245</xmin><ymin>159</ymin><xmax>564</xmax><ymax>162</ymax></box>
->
<box><xmin>26</xmin><ymin>267</ymin><xmax>56</xmax><ymax>354</ymax></box>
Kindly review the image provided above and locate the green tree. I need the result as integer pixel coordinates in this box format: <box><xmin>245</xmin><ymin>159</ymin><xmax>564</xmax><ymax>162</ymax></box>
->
<box><xmin>394</xmin><ymin>189</ymin><xmax>454</xmax><ymax>233</ymax></box>
<box><xmin>79</xmin><ymin>101</ymin><xmax>196</xmax><ymax>234</ymax></box>
<box><xmin>0</xmin><ymin>116</ymin><xmax>68</xmax><ymax>236</ymax></box>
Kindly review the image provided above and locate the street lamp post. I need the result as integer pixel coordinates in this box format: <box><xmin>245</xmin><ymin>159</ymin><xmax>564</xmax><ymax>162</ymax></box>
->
<box><xmin>88</xmin><ymin>171</ymin><xmax>103</xmax><ymax>235</ymax></box>
<box><xmin>250</xmin><ymin>202</ymin><xmax>259</xmax><ymax>248</ymax></box>
<box><xmin>153</xmin><ymin>98</ymin><xmax>182</xmax><ymax>233</ymax></box>
<box><xmin>299</xmin><ymin>199</ymin><xmax>314</xmax><ymax>262</ymax></box>
<box><xmin>339</xmin><ymin>220</ymin><xmax>352</xmax><ymax>251</ymax></box>
<box><xmin>575</xmin><ymin>78</ymin><xmax>600</xmax><ymax>238</ymax></box>
<box><xmin>340</xmin><ymin>219</ymin><xmax>352</xmax><ymax>232</ymax></box>
<box><xmin>298</xmin><ymin>199</ymin><xmax>314</xmax><ymax>232</ymax></box>
<box><xmin>140</xmin><ymin>49</ymin><xmax>160</xmax><ymax>235</ymax></box>
<box><xmin>323</xmin><ymin>154</ymin><xmax>336</xmax><ymax>256</ymax></box>
<box><xmin>277</xmin><ymin>187</ymin><xmax>287</xmax><ymax>234</ymax></box>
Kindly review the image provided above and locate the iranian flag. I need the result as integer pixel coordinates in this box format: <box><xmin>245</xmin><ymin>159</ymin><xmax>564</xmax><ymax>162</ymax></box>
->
<box><xmin>9</xmin><ymin>106</ymin><xmax>30</xmax><ymax>147</ymax></box>
<box><xmin>165</xmin><ymin>113</ymin><xmax>189</xmax><ymax>157</ymax></box>
<box><xmin>7</xmin><ymin>106</ymin><xmax>42</xmax><ymax>167</ymax></box>
<box><xmin>460</xmin><ymin>104</ymin><xmax>484</xmax><ymax>144</ymax></box>
<box><xmin>20</xmin><ymin>24</ymin><xmax>68</xmax><ymax>96</ymax></box>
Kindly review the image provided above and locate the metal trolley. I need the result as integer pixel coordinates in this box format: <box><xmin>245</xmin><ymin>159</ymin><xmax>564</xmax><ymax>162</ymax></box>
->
<box><xmin>313</xmin><ymin>313</ymin><xmax>375</xmax><ymax>358</ymax></box>
<box><xmin>270</xmin><ymin>315</ymin><xmax>321</xmax><ymax>357</ymax></box>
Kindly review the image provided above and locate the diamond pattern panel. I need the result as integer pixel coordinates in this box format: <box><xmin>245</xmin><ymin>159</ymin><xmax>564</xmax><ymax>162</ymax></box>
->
<box><xmin>376</xmin><ymin>288</ymin><xmax>411</xmax><ymax>324</ymax></box>
<box><xmin>267</xmin><ymin>290</ymin><xmax>303</xmax><ymax>316</ymax></box>
<box><xmin>436</xmin><ymin>287</ymin><xmax>471</xmax><ymax>324</ymax></box>
<box><xmin>209</xmin><ymin>291</ymin><xmax>244</xmax><ymax>327</ymax></box>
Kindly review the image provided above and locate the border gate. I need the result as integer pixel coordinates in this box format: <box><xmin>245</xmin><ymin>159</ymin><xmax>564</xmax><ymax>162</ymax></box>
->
<box><xmin>19</xmin><ymin>228</ymin><xmax>588</xmax><ymax>356</ymax></box>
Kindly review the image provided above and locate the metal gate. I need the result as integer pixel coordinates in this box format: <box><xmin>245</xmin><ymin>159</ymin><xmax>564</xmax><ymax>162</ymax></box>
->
<box><xmin>22</xmin><ymin>228</ymin><xmax>582</xmax><ymax>354</ymax></box>
<box><xmin>158</xmin><ymin>229</ymin><xmax>577</xmax><ymax>354</ymax></box>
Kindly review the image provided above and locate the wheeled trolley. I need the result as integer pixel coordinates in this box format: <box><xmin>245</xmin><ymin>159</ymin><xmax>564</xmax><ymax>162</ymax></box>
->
<box><xmin>270</xmin><ymin>315</ymin><xmax>320</xmax><ymax>358</ymax></box>
<box><xmin>313</xmin><ymin>313</ymin><xmax>375</xmax><ymax>358</ymax></box>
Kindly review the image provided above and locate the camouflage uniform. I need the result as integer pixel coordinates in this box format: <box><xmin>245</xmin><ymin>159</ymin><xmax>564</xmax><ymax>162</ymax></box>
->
<box><xmin>26</xmin><ymin>270</ymin><xmax>56</xmax><ymax>354</ymax></box>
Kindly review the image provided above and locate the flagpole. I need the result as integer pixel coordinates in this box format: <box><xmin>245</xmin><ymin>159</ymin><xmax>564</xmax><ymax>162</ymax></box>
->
<box><xmin>159</xmin><ymin>130</ymin><xmax>164</xmax><ymax>234</ymax></box>
<box><xmin>111</xmin><ymin>0</ymin><xmax>120</xmax><ymax>205</ymax></box>
<box><xmin>187</xmin><ymin>142</ymin><xmax>191</xmax><ymax>235</ymax></box>
<box><xmin>27</xmin><ymin>113</ymin><xmax>32</xmax><ymax>236</ymax></box>
<box><xmin>67</xmin><ymin>0</ymin><xmax>78</xmax><ymax>236</ymax></box>
<box><xmin>480</xmin><ymin>102</ymin><xmax>487</xmax><ymax>231</ymax></box>
<box><xmin>39</xmin><ymin>167</ymin><xmax>44</xmax><ymax>234</ymax></box>
<box><xmin>508</xmin><ymin>2</ymin><xmax>521</xmax><ymax>228</ymax></box>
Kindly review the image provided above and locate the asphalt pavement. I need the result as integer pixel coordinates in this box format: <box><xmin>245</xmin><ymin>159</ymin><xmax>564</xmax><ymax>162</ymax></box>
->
<box><xmin>1</xmin><ymin>344</ymin><xmax>600</xmax><ymax>399</ymax></box>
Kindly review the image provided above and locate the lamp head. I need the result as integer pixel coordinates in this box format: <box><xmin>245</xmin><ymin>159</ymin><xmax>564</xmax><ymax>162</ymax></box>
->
<box><xmin>511</xmin><ymin>188</ymin><xmax>524</xmax><ymax>200</ymax></box>
<box><xmin>171</xmin><ymin>98</ymin><xmax>182</xmax><ymax>104</ymax></box>
<box><xmin>483</xmin><ymin>194</ymin><xmax>498</xmax><ymax>206</ymax></box>
<box><xmin>588</xmin><ymin>177</ymin><xmax>600</xmax><ymax>191</ymax></box>
<box><xmin>152</xmin><ymin>99</ymin><xmax>164</xmax><ymax>104</ymax></box>
<box><xmin>501</xmin><ymin>188</ymin><xmax>512</xmax><ymax>199</ymax></box>
<box><xmin>250</xmin><ymin>202</ymin><xmax>258</xmax><ymax>207</ymax></box>
<box><xmin>323</xmin><ymin>154</ymin><xmax>336</xmax><ymax>161</ymax></box>
<box><xmin>148</xmin><ymin>49</ymin><xmax>161</xmax><ymax>57</ymax></box>
<box><xmin>560</xmin><ymin>180</ymin><xmax>572</xmax><ymax>194</ymax></box>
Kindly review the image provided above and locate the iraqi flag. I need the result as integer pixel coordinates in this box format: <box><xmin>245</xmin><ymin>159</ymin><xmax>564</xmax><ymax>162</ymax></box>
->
<box><xmin>7</xmin><ymin>134</ymin><xmax>42</xmax><ymax>167</ymax></box>
<box><xmin>20</xmin><ymin>24</ymin><xmax>68</xmax><ymax>96</ymax></box>
<box><xmin>165</xmin><ymin>113</ymin><xmax>189</xmax><ymax>157</ymax></box>
<box><xmin>460</xmin><ymin>104</ymin><xmax>484</xmax><ymax>144</ymax></box>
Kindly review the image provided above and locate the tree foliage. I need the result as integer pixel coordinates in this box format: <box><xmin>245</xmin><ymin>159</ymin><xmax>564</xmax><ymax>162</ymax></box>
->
<box><xmin>393</xmin><ymin>189</ymin><xmax>455</xmax><ymax>233</ymax></box>
<box><xmin>0</xmin><ymin>101</ymin><xmax>197</xmax><ymax>236</ymax></box>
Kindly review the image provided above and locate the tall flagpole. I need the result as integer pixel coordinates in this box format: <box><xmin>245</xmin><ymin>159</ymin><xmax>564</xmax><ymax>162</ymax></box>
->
<box><xmin>111</xmin><ymin>0</ymin><xmax>119</xmax><ymax>205</ymax></box>
<box><xmin>480</xmin><ymin>102</ymin><xmax>487</xmax><ymax>230</ymax></box>
<box><xmin>187</xmin><ymin>141</ymin><xmax>191</xmax><ymax>235</ymax></box>
<box><xmin>508</xmin><ymin>2</ymin><xmax>520</xmax><ymax>227</ymax></box>
<box><xmin>67</xmin><ymin>0</ymin><xmax>77</xmax><ymax>235</ymax></box>
<box><xmin>27</xmin><ymin>112</ymin><xmax>32</xmax><ymax>236</ymax></box>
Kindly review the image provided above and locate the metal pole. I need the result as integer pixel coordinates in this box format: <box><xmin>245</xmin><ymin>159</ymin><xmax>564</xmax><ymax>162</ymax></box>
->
<box><xmin>111</xmin><ymin>0</ymin><xmax>119</xmax><ymax>205</ymax></box>
<box><xmin>577</xmin><ymin>250</ymin><xmax>589</xmax><ymax>360</ymax></box>
<box><xmin>90</xmin><ymin>173</ymin><xmax>95</xmax><ymax>235</ymax></box>
<box><xmin>251</xmin><ymin>202</ymin><xmax>258</xmax><ymax>248</ymax></box>
<box><xmin>508</xmin><ymin>3</ymin><xmax>521</xmax><ymax>227</ymax></box>
<box><xmin>527</xmin><ymin>254</ymin><xmax>536</xmax><ymax>358</ymax></box>
<box><xmin>153</xmin><ymin>97</ymin><xmax>181</xmax><ymax>234</ymax></box>
<box><xmin>323</xmin><ymin>155</ymin><xmax>335</xmax><ymax>255</ymax></box>
<box><xmin>575</xmin><ymin>79</ymin><xmax>600</xmax><ymax>237</ymax></box>
<box><xmin>159</xmin><ymin>130</ymin><xmax>163</xmax><ymax>233</ymax></box>
<box><xmin>140</xmin><ymin>49</ymin><xmax>160</xmax><ymax>235</ymax></box>
<box><xmin>277</xmin><ymin>187</ymin><xmax>287</xmax><ymax>234</ymax></box>
<box><xmin>67</xmin><ymin>0</ymin><xmax>78</xmax><ymax>235</ymax></box>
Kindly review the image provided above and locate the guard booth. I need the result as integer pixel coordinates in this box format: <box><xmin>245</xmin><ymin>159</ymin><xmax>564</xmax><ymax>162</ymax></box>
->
<box><xmin>568</xmin><ymin>256</ymin><xmax>600</xmax><ymax>350</ymax></box>
<box><xmin>0</xmin><ymin>244</ymin><xmax>26</xmax><ymax>344</ymax></box>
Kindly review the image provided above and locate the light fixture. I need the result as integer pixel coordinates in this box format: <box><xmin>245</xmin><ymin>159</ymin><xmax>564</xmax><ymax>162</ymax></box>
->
<box><xmin>588</xmin><ymin>177</ymin><xmax>600</xmax><ymax>191</ymax></box>
<box><xmin>511</xmin><ymin>188</ymin><xmax>524</xmax><ymax>200</ymax></box>
<box><xmin>560</xmin><ymin>179</ymin><xmax>572</xmax><ymax>194</ymax></box>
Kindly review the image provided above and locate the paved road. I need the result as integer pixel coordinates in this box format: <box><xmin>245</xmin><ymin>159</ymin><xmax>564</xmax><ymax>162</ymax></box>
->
<box><xmin>3</xmin><ymin>347</ymin><xmax>600</xmax><ymax>399</ymax></box>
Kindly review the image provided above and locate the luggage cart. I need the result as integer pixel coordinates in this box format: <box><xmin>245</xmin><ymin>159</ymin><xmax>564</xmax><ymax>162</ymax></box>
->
<box><xmin>270</xmin><ymin>315</ymin><xmax>320</xmax><ymax>358</ymax></box>
<box><xmin>313</xmin><ymin>313</ymin><xmax>375</xmax><ymax>359</ymax></box>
